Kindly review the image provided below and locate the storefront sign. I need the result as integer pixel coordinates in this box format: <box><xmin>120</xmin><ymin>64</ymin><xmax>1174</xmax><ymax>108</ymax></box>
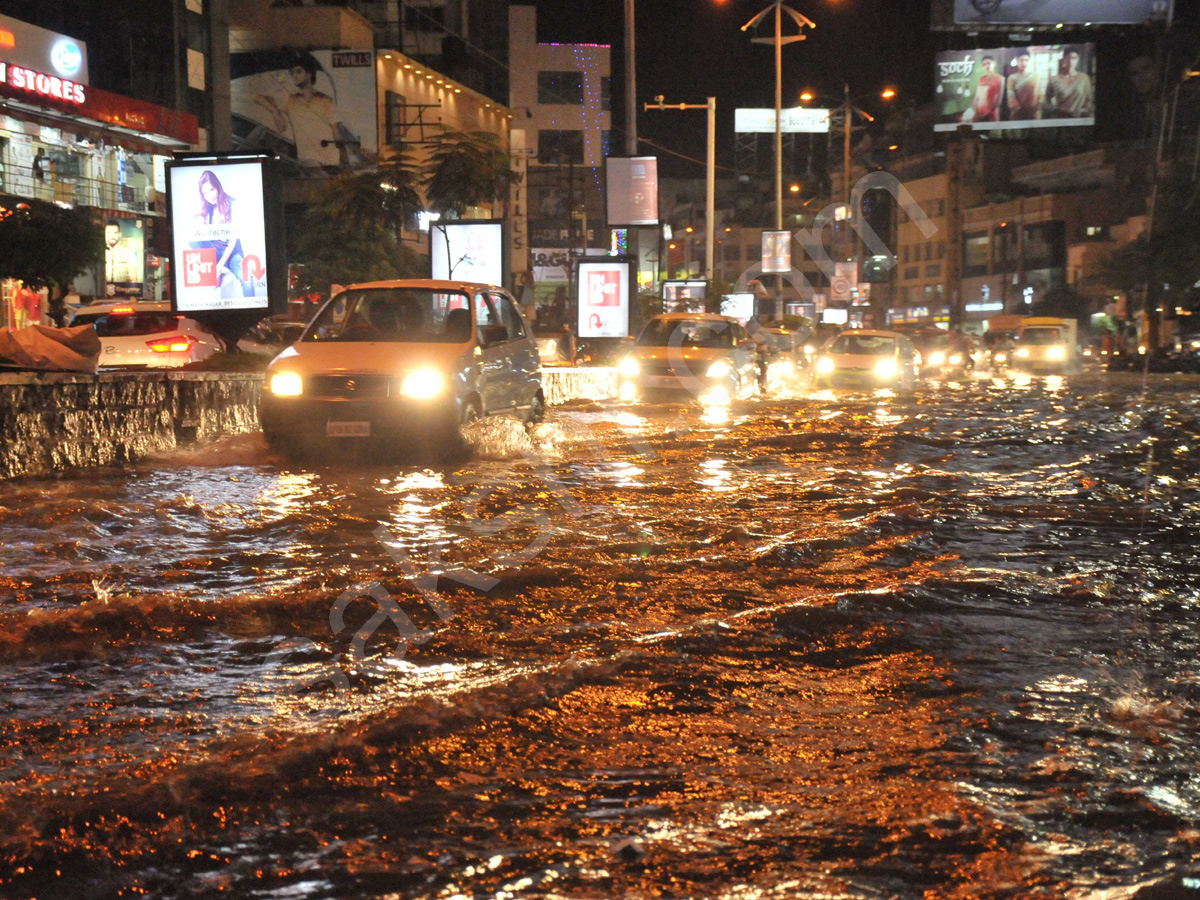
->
<box><xmin>0</xmin><ymin>62</ymin><xmax>85</xmax><ymax>105</ymax></box>
<box><xmin>0</xmin><ymin>14</ymin><xmax>89</xmax><ymax>85</ymax></box>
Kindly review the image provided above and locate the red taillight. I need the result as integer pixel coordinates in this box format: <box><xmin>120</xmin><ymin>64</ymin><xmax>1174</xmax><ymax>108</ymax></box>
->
<box><xmin>147</xmin><ymin>335</ymin><xmax>196</xmax><ymax>353</ymax></box>
<box><xmin>112</xmin><ymin>305</ymin><xmax>135</xmax><ymax>315</ymax></box>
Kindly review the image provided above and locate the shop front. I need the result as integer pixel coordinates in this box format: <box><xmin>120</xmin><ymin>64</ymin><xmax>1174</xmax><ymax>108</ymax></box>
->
<box><xmin>0</xmin><ymin>13</ymin><xmax>197</xmax><ymax>323</ymax></box>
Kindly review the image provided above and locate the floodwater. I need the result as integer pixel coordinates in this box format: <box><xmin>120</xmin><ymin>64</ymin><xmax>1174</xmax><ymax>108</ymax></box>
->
<box><xmin>2</xmin><ymin>372</ymin><xmax>1200</xmax><ymax>900</ymax></box>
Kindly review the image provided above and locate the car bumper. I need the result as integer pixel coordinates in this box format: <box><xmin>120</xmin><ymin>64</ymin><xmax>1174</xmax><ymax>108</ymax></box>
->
<box><xmin>260</xmin><ymin>395</ymin><xmax>461</xmax><ymax>445</ymax></box>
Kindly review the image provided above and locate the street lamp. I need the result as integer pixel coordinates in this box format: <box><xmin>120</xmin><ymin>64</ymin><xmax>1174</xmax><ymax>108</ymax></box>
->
<box><xmin>741</xmin><ymin>2</ymin><xmax>815</xmax><ymax>233</ymax></box>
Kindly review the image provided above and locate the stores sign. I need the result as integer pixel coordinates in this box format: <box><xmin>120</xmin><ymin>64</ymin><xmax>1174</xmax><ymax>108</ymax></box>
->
<box><xmin>0</xmin><ymin>61</ymin><xmax>85</xmax><ymax>105</ymax></box>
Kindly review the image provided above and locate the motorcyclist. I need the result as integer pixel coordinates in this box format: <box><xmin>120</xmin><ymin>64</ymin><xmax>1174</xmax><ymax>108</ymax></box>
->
<box><xmin>948</xmin><ymin>328</ymin><xmax>974</xmax><ymax>372</ymax></box>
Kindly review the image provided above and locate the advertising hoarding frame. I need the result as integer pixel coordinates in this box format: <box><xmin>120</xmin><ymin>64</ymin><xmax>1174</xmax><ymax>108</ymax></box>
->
<box><xmin>951</xmin><ymin>0</ymin><xmax>1172</xmax><ymax>27</ymax></box>
<box><xmin>934</xmin><ymin>44</ymin><xmax>1097</xmax><ymax>133</ymax></box>
<box><xmin>575</xmin><ymin>255</ymin><xmax>634</xmax><ymax>339</ymax></box>
<box><xmin>734</xmin><ymin>107</ymin><xmax>831</xmax><ymax>134</ymax></box>
<box><xmin>605</xmin><ymin>156</ymin><xmax>660</xmax><ymax>227</ymax></box>
<box><xmin>429</xmin><ymin>220</ymin><xmax>507</xmax><ymax>286</ymax></box>
<box><xmin>165</xmin><ymin>153</ymin><xmax>288</xmax><ymax>343</ymax></box>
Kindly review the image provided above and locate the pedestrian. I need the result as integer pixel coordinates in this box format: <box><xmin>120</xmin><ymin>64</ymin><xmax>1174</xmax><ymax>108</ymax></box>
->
<box><xmin>31</xmin><ymin>148</ymin><xmax>47</xmax><ymax>198</ymax></box>
<box><xmin>558</xmin><ymin>323</ymin><xmax>577</xmax><ymax>365</ymax></box>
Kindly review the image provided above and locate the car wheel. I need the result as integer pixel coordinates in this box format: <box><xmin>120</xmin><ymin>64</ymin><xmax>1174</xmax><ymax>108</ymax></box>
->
<box><xmin>461</xmin><ymin>399</ymin><xmax>482</xmax><ymax>427</ymax></box>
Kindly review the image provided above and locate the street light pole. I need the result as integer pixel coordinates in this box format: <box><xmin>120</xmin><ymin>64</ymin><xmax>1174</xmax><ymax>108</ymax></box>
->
<box><xmin>625</xmin><ymin>0</ymin><xmax>637</xmax><ymax>157</ymax></box>
<box><xmin>646</xmin><ymin>96</ymin><xmax>717</xmax><ymax>284</ymax></box>
<box><xmin>742</xmin><ymin>2</ymin><xmax>815</xmax><ymax>233</ymax></box>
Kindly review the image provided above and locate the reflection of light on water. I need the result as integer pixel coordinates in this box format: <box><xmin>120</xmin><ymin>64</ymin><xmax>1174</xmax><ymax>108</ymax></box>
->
<box><xmin>379</xmin><ymin>470</ymin><xmax>446</xmax><ymax>493</ymax></box>
<box><xmin>874</xmin><ymin>388</ymin><xmax>897</xmax><ymax>400</ymax></box>
<box><xmin>701</xmin><ymin>406</ymin><xmax>731</xmax><ymax>427</ymax></box>
<box><xmin>1044</xmin><ymin>375</ymin><xmax>1065</xmax><ymax>392</ymax></box>
<box><xmin>254</xmin><ymin>472</ymin><xmax>319</xmax><ymax>520</ymax></box>
<box><xmin>614</xmin><ymin>411</ymin><xmax>646</xmax><ymax>428</ymax></box>
<box><xmin>874</xmin><ymin>405</ymin><xmax>905</xmax><ymax>426</ymax></box>
<box><xmin>812</xmin><ymin>390</ymin><xmax>837</xmax><ymax>404</ymax></box>
<box><xmin>699</xmin><ymin>458</ymin><xmax>733</xmax><ymax>490</ymax></box>
<box><xmin>1012</xmin><ymin>372</ymin><xmax>1033</xmax><ymax>389</ymax></box>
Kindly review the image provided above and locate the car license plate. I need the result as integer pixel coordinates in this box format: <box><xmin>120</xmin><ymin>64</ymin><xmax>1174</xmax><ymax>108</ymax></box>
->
<box><xmin>643</xmin><ymin>375</ymin><xmax>680</xmax><ymax>388</ymax></box>
<box><xmin>326</xmin><ymin>421</ymin><xmax>371</xmax><ymax>437</ymax></box>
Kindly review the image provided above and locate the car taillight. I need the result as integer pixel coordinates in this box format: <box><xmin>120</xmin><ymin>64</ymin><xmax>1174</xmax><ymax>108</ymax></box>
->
<box><xmin>147</xmin><ymin>335</ymin><xmax>196</xmax><ymax>353</ymax></box>
<box><xmin>112</xmin><ymin>305</ymin><xmax>135</xmax><ymax>315</ymax></box>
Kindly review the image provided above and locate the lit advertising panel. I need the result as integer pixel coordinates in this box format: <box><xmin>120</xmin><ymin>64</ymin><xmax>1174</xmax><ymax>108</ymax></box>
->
<box><xmin>606</xmin><ymin>157</ymin><xmax>659</xmax><ymax>226</ymax></box>
<box><xmin>231</xmin><ymin>49</ymin><xmax>377</xmax><ymax>171</ymax></box>
<box><xmin>720</xmin><ymin>293</ymin><xmax>756</xmax><ymax>324</ymax></box>
<box><xmin>762</xmin><ymin>231</ymin><xmax>792</xmax><ymax>274</ymax></box>
<box><xmin>0</xmin><ymin>14</ymin><xmax>89</xmax><ymax>84</ymax></box>
<box><xmin>954</xmin><ymin>0</ymin><xmax>1169</xmax><ymax>26</ymax></box>
<box><xmin>734</xmin><ymin>107</ymin><xmax>831</xmax><ymax>133</ymax></box>
<box><xmin>168</xmin><ymin>160</ymin><xmax>271</xmax><ymax>312</ymax></box>
<box><xmin>104</xmin><ymin>218</ymin><xmax>144</xmax><ymax>294</ymax></box>
<box><xmin>935</xmin><ymin>45</ymin><xmax>1096</xmax><ymax>132</ymax></box>
<box><xmin>431</xmin><ymin>221</ymin><xmax>504</xmax><ymax>285</ymax></box>
<box><xmin>577</xmin><ymin>259</ymin><xmax>631</xmax><ymax>338</ymax></box>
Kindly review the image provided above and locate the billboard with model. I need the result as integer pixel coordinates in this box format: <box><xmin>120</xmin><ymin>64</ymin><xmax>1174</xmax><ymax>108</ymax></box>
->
<box><xmin>954</xmin><ymin>0</ymin><xmax>1170</xmax><ymax>26</ymax></box>
<box><xmin>935</xmin><ymin>45</ymin><xmax>1096</xmax><ymax>132</ymax></box>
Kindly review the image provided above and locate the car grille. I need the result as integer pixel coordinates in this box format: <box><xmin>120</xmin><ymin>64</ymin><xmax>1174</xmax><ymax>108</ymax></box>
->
<box><xmin>309</xmin><ymin>374</ymin><xmax>395</xmax><ymax>399</ymax></box>
<box><xmin>641</xmin><ymin>358</ymin><xmax>714</xmax><ymax>378</ymax></box>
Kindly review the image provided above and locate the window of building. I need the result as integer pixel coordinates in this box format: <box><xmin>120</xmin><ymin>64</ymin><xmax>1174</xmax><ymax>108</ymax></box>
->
<box><xmin>385</xmin><ymin>91</ymin><xmax>407</xmax><ymax>147</ymax></box>
<box><xmin>601</xmin><ymin>76</ymin><xmax>612</xmax><ymax>111</ymax></box>
<box><xmin>936</xmin><ymin>199</ymin><xmax>946</xmax><ymax>217</ymax></box>
<box><xmin>538</xmin><ymin>71</ymin><xmax>584</xmax><ymax>105</ymax></box>
<box><xmin>963</xmin><ymin>232</ymin><xmax>990</xmax><ymax>278</ymax></box>
<box><xmin>1085</xmin><ymin>225</ymin><xmax>1110</xmax><ymax>241</ymax></box>
<box><xmin>1023</xmin><ymin>221</ymin><xmax>1066</xmax><ymax>270</ymax></box>
<box><xmin>723</xmin><ymin>244</ymin><xmax>741</xmax><ymax>262</ymax></box>
<box><xmin>937</xmin><ymin>242</ymin><xmax>945</xmax><ymax>260</ymax></box>
<box><xmin>904</xmin><ymin>266</ymin><xmax>920</xmax><ymax>280</ymax></box>
<box><xmin>537</xmin><ymin>130</ymin><xmax>584</xmax><ymax>164</ymax></box>
<box><xmin>902</xmin><ymin>246</ymin><xmax>910</xmax><ymax>264</ymax></box>
<box><xmin>925</xmin><ymin>263</ymin><xmax>941</xmax><ymax>278</ymax></box>
<box><xmin>925</xmin><ymin>241</ymin><xmax>933</xmax><ymax>261</ymax></box>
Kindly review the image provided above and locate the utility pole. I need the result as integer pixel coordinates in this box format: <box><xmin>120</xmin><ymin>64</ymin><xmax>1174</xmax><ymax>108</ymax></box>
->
<box><xmin>646</xmin><ymin>96</ymin><xmax>717</xmax><ymax>285</ymax></box>
<box><xmin>625</xmin><ymin>0</ymin><xmax>637</xmax><ymax>157</ymax></box>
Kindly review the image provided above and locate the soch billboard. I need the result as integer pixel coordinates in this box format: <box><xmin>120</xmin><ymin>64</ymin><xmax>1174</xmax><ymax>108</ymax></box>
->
<box><xmin>935</xmin><ymin>45</ymin><xmax>1095</xmax><ymax>132</ymax></box>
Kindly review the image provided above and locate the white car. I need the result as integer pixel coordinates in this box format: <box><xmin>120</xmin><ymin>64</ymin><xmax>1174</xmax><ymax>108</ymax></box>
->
<box><xmin>71</xmin><ymin>301</ymin><xmax>222</xmax><ymax>368</ymax></box>
<box><xmin>813</xmin><ymin>329</ymin><xmax>918</xmax><ymax>392</ymax></box>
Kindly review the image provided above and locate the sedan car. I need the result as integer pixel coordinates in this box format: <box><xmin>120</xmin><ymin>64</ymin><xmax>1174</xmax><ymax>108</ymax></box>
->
<box><xmin>70</xmin><ymin>300</ymin><xmax>222</xmax><ymax>368</ymax></box>
<box><xmin>812</xmin><ymin>329</ymin><xmax>918</xmax><ymax>392</ymax></box>
<box><xmin>617</xmin><ymin>313</ymin><xmax>759</xmax><ymax>405</ymax></box>
<box><xmin>260</xmin><ymin>280</ymin><xmax>543</xmax><ymax>452</ymax></box>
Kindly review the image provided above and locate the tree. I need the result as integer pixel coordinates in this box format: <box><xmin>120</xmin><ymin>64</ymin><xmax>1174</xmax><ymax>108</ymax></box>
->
<box><xmin>317</xmin><ymin>153</ymin><xmax>424</xmax><ymax>238</ymax></box>
<box><xmin>0</xmin><ymin>199</ymin><xmax>101</xmax><ymax>325</ymax></box>
<box><xmin>288</xmin><ymin>171</ymin><xmax>427</xmax><ymax>299</ymax></box>
<box><xmin>423</xmin><ymin>128</ymin><xmax>522</xmax><ymax>219</ymax></box>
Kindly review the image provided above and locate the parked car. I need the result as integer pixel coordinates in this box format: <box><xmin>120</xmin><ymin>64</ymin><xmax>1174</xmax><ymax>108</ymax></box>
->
<box><xmin>260</xmin><ymin>280</ymin><xmax>543</xmax><ymax>452</ymax></box>
<box><xmin>239</xmin><ymin>317</ymin><xmax>308</xmax><ymax>355</ymax></box>
<box><xmin>616</xmin><ymin>313</ymin><xmax>759</xmax><ymax>405</ymax></box>
<box><xmin>812</xmin><ymin>329</ymin><xmax>918</xmax><ymax>392</ymax></box>
<box><xmin>70</xmin><ymin>300</ymin><xmax>222</xmax><ymax>368</ymax></box>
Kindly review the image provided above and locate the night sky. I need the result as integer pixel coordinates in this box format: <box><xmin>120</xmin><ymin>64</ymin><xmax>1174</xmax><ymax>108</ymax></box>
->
<box><xmin>533</xmin><ymin>0</ymin><xmax>940</xmax><ymax>175</ymax></box>
<box><xmin>532</xmin><ymin>0</ymin><xmax>1199</xmax><ymax>177</ymax></box>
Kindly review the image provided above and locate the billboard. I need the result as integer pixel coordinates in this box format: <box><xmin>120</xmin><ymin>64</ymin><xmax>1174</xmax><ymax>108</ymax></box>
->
<box><xmin>0</xmin><ymin>13</ymin><xmax>89</xmax><ymax>84</ymax></box>
<box><xmin>954</xmin><ymin>0</ymin><xmax>1170</xmax><ymax>26</ymax></box>
<box><xmin>577</xmin><ymin>259</ymin><xmax>631</xmax><ymax>338</ymax></box>
<box><xmin>104</xmin><ymin>218</ymin><xmax>144</xmax><ymax>295</ymax></box>
<box><xmin>762</xmin><ymin>231</ymin><xmax>792</xmax><ymax>274</ymax></box>
<box><xmin>168</xmin><ymin>160</ymin><xmax>272</xmax><ymax>313</ymax></box>
<box><xmin>230</xmin><ymin>49</ymin><xmax>376</xmax><ymax>171</ymax></box>
<box><xmin>735</xmin><ymin>107</ymin><xmax>831</xmax><ymax>134</ymax></box>
<box><xmin>606</xmin><ymin>157</ymin><xmax>659</xmax><ymax>226</ymax></box>
<box><xmin>720</xmin><ymin>293</ymin><xmax>756</xmax><ymax>324</ymax></box>
<box><xmin>431</xmin><ymin>221</ymin><xmax>504</xmax><ymax>285</ymax></box>
<box><xmin>935</xmin><ymin>45</ymin><xmax>1095</xmax><ymax>132</ymax></box>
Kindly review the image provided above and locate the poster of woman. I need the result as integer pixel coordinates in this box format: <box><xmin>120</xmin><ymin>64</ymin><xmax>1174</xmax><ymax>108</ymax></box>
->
<box><xmin>169</xmin><ymin>162</ymin><xmax>271</xmax><ymax>313</ymax></box>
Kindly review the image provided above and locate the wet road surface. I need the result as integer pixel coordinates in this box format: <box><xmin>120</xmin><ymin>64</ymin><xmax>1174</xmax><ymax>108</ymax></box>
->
<box><xmin>2</xmin><ymin>373</ymin><xmax>1200</xmax><ymax>899</ymax></box>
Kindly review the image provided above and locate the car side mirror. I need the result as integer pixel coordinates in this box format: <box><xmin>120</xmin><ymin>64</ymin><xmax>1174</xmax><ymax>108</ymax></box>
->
<box><xmin>481</xmin><ymin>324</ymin><xmax>509</xmax><ymax>346</ymax></box>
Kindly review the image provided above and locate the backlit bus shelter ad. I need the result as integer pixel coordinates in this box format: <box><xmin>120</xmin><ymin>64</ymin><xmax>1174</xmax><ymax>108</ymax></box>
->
<box><xmin>167</xmin><ymin>158</ymin><xmax>273</xmax><ymax>312</ymax></box>
<box><xmin>576</xmin><ymin>258</ymin><xmax>632</xmax><ymax>339</ymax></box>
<box><xmin>935</xmin><ymin>45</ymin><xmax>1096</xmax><ymax>132</ymax></box>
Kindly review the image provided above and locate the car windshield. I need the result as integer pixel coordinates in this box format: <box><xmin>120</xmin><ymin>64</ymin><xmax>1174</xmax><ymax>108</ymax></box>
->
<box><xmin>304</xmin><ymin>288</ymin><xmax>473</xmax><ymax>343</ymax></box>
<box><xmin>830</xmin><ymin>334</ymin><xmax>896</xmax><ymax>356</ymax></box>
<box><xmin>1019</xmin><ymin>328</ymin><xmax>1063</xmax><ymax>346</ymax></box>
<box><xmin>637</xmin><ymin>319</ymin><xmax>733</xmax><ymax>348</ymax></box>
<box><xmin>93</xmin><ymin>312</ymin><xmax>181</xmax><ymax>337</ymax></box>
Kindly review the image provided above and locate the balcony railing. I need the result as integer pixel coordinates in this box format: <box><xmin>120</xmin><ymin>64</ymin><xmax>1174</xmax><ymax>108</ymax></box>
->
<box><xmin>0</xmin><ymin>163</ymin><xmax>158</xmax><ymax>215</ymax></box>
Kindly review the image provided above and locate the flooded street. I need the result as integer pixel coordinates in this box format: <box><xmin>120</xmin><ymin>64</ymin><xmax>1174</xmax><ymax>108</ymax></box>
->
<box><xmin>3</xmin><ymin>373</ymin><xmax>1200</xmax><ymax>900</ymax></box>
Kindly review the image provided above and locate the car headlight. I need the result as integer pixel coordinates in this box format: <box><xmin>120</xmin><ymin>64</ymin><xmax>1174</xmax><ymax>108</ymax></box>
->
<box><xmin>927</xmin><ymin>351</ymin><xmax>945</xmax><ymax>367</ymax></box>
<box><xmin>816</xmin><ymin>357</ymin><xmax>835</xmax><ymax>376</ymax></box>
<box><xmin>400</xmin><ymin>367</ymin><xmax>446</xmax><ymax>399</ymax></box>
<box><xmin>618</xmin><ymin>357</ymin><xmax>640</xmax><ymax>377</ymax></box>
<box><xmin>874</xmin><ymin>358</ymin><xmax>898</xmax><ymax>379</ymax></box>
<box><xmin>269</xmin><ymin>372</ymin><xmax>303</xmax><ymax>396</ymax></box>
<box><xmin>1047</xmin><ymin>345</ymin><xmax>1067</xmax><ymax>361</ymax></box>
<box><xmin>706</xmin><ymin>359</ymin><xmax>732</xmax><ymax>379</ymax></box>
<box><xmin>948</xmin><ymin>353</ymin><xmax>963</xmax><ymax>366</ymax></box>
<box><xmin>777</xmin><ymin>359</ymin><xmax>795</xmax><ymax>373</ymax></box>
<box><xmin>1016</xmin><ymin>347</ymin><xmax>1030</xmax><ymax>358</ymax></box>
<box><xmin>994</xmin><ymin>352</ymin><xmax>1008</xmax><ymax>363</ymax></box>
<box><xmin>803</xmin><ymin>344</ymin><xmax>815</xmax><ymax>357</ymax></box>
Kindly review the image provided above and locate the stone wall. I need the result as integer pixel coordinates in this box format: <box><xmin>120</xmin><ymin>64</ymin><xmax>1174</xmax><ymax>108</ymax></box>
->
<box><xmin>0</xmin><ymin>372</ymin><xmax>262</xmax><ymax>480</ymax></box>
